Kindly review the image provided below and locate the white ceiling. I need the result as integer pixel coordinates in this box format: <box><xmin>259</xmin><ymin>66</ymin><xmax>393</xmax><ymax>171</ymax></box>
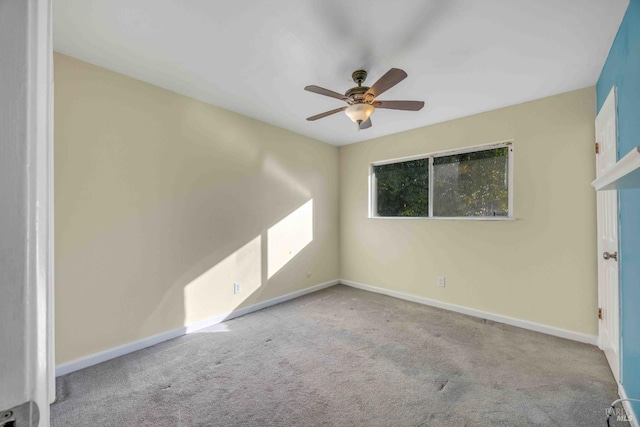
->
<box><xmin>53</xmin><ymin>0</ymin><xmax>628</xmax><ymax>146</ymax></box>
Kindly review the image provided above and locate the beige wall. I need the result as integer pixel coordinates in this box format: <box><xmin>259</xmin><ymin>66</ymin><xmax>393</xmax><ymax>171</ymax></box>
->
<box><xmin>54</xmin><ymin>53</ymin><xmax>339</xmax><ymax>364</ymax></box>
<box><xmin>339</xmin><ymin>88</ymin><xmax>597</xmax><ymax>335</ymax></box>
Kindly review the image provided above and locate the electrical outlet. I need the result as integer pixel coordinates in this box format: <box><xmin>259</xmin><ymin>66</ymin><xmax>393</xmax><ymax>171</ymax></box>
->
<box><xmin>234</xmin><ymin>282</ymin><xmax>241</xmax><ymax>294</ymax></box>
<box><xmin>437</xmin><ymin>276</ymin><xmax>446</xmax><ymax>287</ymax></box>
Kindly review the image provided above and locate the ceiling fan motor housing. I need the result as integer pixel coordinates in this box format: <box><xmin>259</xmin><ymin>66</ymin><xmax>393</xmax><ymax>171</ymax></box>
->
<box><xmin>345</xmin><ymin>85</ymin><xmax>371</xmax><ymax>103</ymax></box>
<box><xmin>347</xmin><ymin>70</ymin><xmax>372</xmax><ymax>103</ymax></box>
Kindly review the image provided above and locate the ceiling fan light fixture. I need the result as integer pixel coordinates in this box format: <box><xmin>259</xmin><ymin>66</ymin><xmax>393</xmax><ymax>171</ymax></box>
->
<box><xmin>344</xmin><ymin>103</ymin><xmax>375</xmax><ymax>124</ymax></box>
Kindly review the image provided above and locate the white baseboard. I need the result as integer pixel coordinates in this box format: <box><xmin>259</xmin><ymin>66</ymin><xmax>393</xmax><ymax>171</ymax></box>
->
<box><xmin>56</xmin><ymin>279</ymin><xmax>339</xmax><ymax>377</ymax></box>
<box><xmin>619</xmin><ymin>383</ymin><xmax>640</xmax><ymax>427</ymax></box>
<box><xmin>340</xmin><ymin>279</ymin><xmax>598</xmax><ymax>346</ymax></box>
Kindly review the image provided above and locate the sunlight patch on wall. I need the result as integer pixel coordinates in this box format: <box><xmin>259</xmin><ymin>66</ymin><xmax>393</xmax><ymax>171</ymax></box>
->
<box><xmin>267</xmin><ymin>199</ymin><xmax>314</xmax><ymax>279</ymax></box>
<box><xmin>183</xmin><ymin>236</ymin><xmax>262</xmax><ymax>325</ymax></box>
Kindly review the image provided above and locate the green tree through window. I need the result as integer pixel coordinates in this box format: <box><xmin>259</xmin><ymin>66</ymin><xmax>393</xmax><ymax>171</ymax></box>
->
<box><xmin>373</xmin><ymin>145</ymin><xmax>510</xmax><ymax>218</ymax></box>
<box><xmin>433</xmin><ymin>147</ymin><xmax>509</xmax><ymax>217</ymax></box>
<box><xmin>374</xmin><ymin>158</ymin><xmax>429</xmax><ymax>217</ymax></box>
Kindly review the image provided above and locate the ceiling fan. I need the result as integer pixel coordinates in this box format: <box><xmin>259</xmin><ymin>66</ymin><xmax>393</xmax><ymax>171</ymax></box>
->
<box><xmin>304</xmin><ymin>68</ymin><xmax>425</xmax><ymax>130</ymax></box>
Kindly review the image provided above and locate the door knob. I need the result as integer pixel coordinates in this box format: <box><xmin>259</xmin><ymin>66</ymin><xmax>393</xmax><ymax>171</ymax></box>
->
<box><xmin>603</xmin><ymin>251</ymin><xmax>618</xmax><ymax>261</ymax></box>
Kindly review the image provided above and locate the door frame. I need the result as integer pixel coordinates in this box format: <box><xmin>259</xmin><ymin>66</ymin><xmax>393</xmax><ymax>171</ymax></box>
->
<box><xmin>0</xmin><ymin>0</ymin><xmax>54</xmax><ymax>423</ymax></box>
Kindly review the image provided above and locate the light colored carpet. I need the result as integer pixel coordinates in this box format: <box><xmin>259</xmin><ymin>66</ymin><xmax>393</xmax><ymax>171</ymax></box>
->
<box><xmin>51</xmin><ymin>285</ymin><xmax>623</xmax><ymax>426</ymax></box>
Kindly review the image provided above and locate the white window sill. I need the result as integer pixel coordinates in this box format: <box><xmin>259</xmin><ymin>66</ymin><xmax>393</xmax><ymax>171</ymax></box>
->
<box><xmin>369</xmin><ymin>216</ymin><xmax>516</xmax><ymax>221</ymax></box>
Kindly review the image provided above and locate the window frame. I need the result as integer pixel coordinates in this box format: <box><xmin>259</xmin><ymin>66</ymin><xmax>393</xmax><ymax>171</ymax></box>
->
<box><xmin>369</xmin><ymin>141</ymin><xmax>514</xmax><ymax>220</ymax></box>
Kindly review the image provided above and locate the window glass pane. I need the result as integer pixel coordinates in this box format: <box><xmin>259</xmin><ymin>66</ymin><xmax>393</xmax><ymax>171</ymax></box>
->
<box><xmin>374</xmin><ymin>158</ymin><xmax>429</xmax><ymax>217</ymax></box>
<box><xmin>433</xmin><ymin>147</ymin><xmax>509</xmax><ymax>217</ymax></box>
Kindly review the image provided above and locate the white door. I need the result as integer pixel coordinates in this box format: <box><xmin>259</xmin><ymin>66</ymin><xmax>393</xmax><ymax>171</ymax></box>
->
<box><xmin>595</xmin><ymin>87</ymin><xmax>620</xmax><ymax>383</ymax></box>
<box><xmin>0</xmin><ymin>0</ymin><xmax>53</xmax><ymax>425</ymax></box>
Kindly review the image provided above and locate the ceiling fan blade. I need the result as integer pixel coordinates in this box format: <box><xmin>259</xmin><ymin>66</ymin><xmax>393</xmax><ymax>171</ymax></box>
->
<box><xmin>304</xmin><ymin>85</ymin><xmax>349</xmax><ymax>101</ymax></box>
<box><xmin>306</xmin><ymin>106</ymin><xmax>347</xmax><ymax>121</ymax></box>
<box><xmin>366</xmin><ymin>68</ymin><xmax>408</xmax><ymax>99</ymax></box>
<box><xmin>359</xmin><ymin>118</ymin><xmax>372</xmax><ymax>130</ymax></box>
<box><xmin>374</xmin><ymin>100</ymin><xmax>425</xmax><ymax>111</ymax></box>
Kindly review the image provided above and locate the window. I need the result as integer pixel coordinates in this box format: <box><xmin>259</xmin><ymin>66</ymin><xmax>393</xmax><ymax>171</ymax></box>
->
<box><xmin>371</xmin><ymin>143</ymin><xmax>512</xmax><ymax>219</ymax></box>
<box><xmin>374</xmin><ymin>158</ymin><xmax>430</xmax><ymax>217</ymax></box>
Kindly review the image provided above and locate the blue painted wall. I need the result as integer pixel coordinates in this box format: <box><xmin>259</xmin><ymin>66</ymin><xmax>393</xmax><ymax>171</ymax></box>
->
<box><xmin>597</xmin><ymin>0</ymin><xmax>640</xmax><ymax>415</ymax></box>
